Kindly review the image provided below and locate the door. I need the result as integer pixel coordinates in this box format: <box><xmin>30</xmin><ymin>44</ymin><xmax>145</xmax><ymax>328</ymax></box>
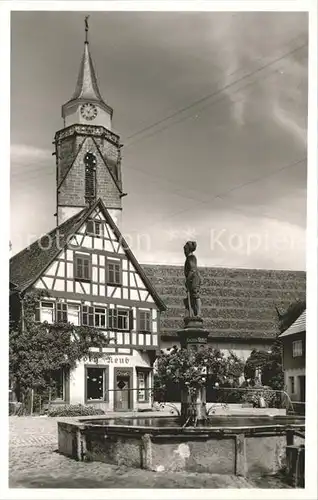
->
<box><xmin>299</xmin><ymin>375</ymin><xmax>306</xmax><ymax>402</ymax></box>
<box><xmin>114</xmin><ymin>372</ymin><xmax>131</xmax><ymax>411</ymax></box>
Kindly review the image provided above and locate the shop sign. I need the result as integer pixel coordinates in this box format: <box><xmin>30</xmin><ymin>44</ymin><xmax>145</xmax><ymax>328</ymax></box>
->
<box><xmin>104</xmin><ymin>356</ymin><xmax>131</xmax><ymax>365</ymax></box>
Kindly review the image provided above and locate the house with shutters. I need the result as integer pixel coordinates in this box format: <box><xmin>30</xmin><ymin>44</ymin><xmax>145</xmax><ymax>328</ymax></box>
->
<box><xmin>279</xmin><ymin>310</ymin><xmax>306</xmax><ymax>408</ymax></box>
<box><xmin>10</xmin><ymin>25</ymin><xmax>166</xmax><ymax>412</ymax></box>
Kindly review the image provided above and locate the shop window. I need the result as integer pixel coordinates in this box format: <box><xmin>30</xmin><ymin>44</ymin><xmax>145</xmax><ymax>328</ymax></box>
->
<box><xmin>292</xmin><ymin>340</ymin><xmax>303</xmax><ymax>357</ymax></box>
<box><xmin>86</xmin><ymin>367</ymin><xmax>107</xmax><ymax>402</ymax></box>
<box><xmin>137</xmin><ymin>370</ymin><xmax>149</xmax><ymax>402</ymax></box>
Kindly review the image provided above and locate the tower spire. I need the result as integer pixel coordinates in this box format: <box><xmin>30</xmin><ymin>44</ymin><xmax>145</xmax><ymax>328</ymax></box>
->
<box><xmin>61</xmin><ymin>17</ymin><xmax>113</xmax><ymax>128</ymax></box>
<box><xmin>85</xmin><ymin>15</ymin><xmax>89</xmax><ymax>44</ymax></box>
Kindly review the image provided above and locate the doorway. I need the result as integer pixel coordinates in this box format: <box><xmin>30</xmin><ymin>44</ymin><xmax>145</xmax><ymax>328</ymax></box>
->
<box><xmin>114</xmin><ymin>367</ymin><xmax>133</xmax><ymax>411</ymax></box>
<box><xmin>298</xmin><ymin>375</ymin><xmax>306</xmax><ymax>402</ymax></box>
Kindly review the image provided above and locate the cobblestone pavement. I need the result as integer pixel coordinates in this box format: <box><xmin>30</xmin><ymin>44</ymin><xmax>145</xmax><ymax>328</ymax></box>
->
<box><xmin>9</xmin><ymin>416</ymin><xmax>287</xmax><ymax>489</ymax></box>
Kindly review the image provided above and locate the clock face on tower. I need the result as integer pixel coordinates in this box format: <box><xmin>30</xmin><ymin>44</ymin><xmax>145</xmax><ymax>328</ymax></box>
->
<box><xmin>80</xmin><ymin>103</ymin><xmax>98</xmax><ymax>121</ymax></box>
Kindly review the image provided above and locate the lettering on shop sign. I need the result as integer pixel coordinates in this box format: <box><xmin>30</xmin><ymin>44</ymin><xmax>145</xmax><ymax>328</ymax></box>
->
<box><xmin>187</xmin><ymin>337</ymin><xmax>207</xmax><ymax>344</ymax></box>
<box><xmin>104</xmin><ymin>356</ymin><xmax>130</xmax><ymax>365</ymax></box>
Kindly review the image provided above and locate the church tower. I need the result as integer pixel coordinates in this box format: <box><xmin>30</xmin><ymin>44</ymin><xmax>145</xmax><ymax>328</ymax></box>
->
<box><xmin>54</xmin><ymin>18</ymin><xmax>124</xmax><ymax>227</ymax></box>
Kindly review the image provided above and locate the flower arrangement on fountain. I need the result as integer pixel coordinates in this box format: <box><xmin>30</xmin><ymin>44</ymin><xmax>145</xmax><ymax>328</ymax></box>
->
<box><xmin>154</xmin><ymin>346</ymin><xmax>244</xmax><ymax>421</ymax></box>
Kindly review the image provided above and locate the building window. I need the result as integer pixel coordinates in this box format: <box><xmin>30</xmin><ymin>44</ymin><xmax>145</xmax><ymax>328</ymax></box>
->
<box><xmin>67</xmin><ymin>304</ymin><xmax>81</xmax><ymax>326</ymax></box>
<box><xmin>56</xmin><ymin>303</ymin><xmax>81</xmax><ymax>325</ymax></box>
<box><xmin>292</xmin><ymin>340</ymin><xmax>303</xmax><ymax>357</ymax></box>
<box><xmin>118</xmin><ymin>309</ymin><xmax>129</xmax><ymax>330</ymax></box>
<box><xmin>82</xmin><ymin>306</ymin><xmax>107</xmax><ymax>328</ymax></box>
<box><xmin>51</xmin><ymin>369</ymin><xmax>65</xmax><ymax>400</ymax></box>
<box><xmin>86</xmin><ymin>219</ymin><xmax>103</xmax><ymax>237</ymax></box>
<box><xmin>108</xmin><ymin>308</ymin><xmax>131</xmax><ymax>331</ymax></box>
<box><xmin>137</xmin><ymin>370</ymin><xmax>149</xmax><ymax>402</ymax></box>
<box><xmin>95</xmin><ymin>307</ymin><xmax>107</xmax><ymax>328</ymax></box>
<box><xmin>107</xmin><ymin>261</ymin><xmax>122</xmax><ymax>285</ymax></box>
<box><xmin>74</xmin><ymin>254</ymin><xmax>91</xmax><ymax>281</ymax></box>
<box><xmin>138</xmin><ymin>310</ymin><xmax>152</xmax><ymax>332</ymax></box>
<box><xmin>289</xmin><ymin>376</ymin><xmax>295</xmax><ymax>394</ymax></box>
<box><xmin>86</xmin><ymin>367</ymin><xmax>107</xmax><ymax>401</ymax></box>
<box><xmin>40</xmin><ymin>301</ymin><xmax>55</xmax><ymax>323</ymax></box>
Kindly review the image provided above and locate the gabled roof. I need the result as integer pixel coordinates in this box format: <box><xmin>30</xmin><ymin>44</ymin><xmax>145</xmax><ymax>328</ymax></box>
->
<box><xmin>9</xmin><ymin>200</ymin><xmax>166</xmax><ymax>311</ymax></box>
<box><xmin>143</xmin><ymin>265</ymin><xmax>306</xmax><ymax>341</ymax></box>
<box><xmin>10</xmin><ymin>208</ymin><xmax>88</xmax><ymax>291</ymax></box>
<box><xmin>279</xmin><ymin>310</ymin><xmax>306</xmax><ymax>338</ymax></box>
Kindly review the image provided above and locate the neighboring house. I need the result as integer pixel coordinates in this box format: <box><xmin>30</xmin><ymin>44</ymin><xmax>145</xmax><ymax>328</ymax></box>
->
<box><xmin>145</xmin><ymin>265</ymin><xmax>306</xmax><ymax>362</ymax></box>
<box><xmin>10</xmin><ymin>28</ymin><xmax>166</xmax><ymax>412</ymax></box>
<box><xmin>279</xmin><ymin>310</ymin><xmax>306</xmax><ymax>404</ymax></box>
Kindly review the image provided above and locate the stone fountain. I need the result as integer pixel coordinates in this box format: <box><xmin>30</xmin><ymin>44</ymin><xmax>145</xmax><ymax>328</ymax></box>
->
<box><xmin>57</xmin><ymin>241</ymin><xmax>305</xmax><ymax>474</ymax></box>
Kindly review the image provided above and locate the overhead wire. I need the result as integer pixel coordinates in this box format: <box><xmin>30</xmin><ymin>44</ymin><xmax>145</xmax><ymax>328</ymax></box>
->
<box><xmin>11</xmin><ymin>40</ymin><xmax>307</xmax><ymax>196</ymax></box>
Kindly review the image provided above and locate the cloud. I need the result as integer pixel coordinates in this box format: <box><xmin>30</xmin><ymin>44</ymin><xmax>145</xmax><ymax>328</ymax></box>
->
<box><xmin>203</xmin><ymin>12</ymin><xmax>308</xmax><ymax>145</ymax></box>
<box><xmin>11</xmin><ymin>143</ymin><xmax>51</xmax><ymax>164</ymax></box>
<box><xmin>132</xmin><ymin>207</ymin><xmax>305</xmax><ymax>270</ymax></box>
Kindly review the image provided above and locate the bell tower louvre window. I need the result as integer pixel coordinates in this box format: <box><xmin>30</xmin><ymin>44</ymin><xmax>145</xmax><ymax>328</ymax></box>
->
<box><xmin>84</xmin><ymin>152</ymin><xmax>97</xmax><ymax>204</ymax></box>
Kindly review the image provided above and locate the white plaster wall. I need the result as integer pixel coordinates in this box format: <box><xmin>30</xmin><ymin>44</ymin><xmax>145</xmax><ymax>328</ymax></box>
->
<box><xmin>284</xmin><ymin>367</ymin><xmax>306</xmax><ymax>401</ymax></box>
<box><xmin>69</xmin><ymin>350</ymin><xmax>153</xmax><ymax>411</ymax></box>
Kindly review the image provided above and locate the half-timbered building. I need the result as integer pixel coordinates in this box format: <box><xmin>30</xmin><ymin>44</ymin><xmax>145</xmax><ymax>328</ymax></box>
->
<box><xmin>10</xmin><ymin>26</ymin><xmax>166</xmax><ymax>412</ymax></box>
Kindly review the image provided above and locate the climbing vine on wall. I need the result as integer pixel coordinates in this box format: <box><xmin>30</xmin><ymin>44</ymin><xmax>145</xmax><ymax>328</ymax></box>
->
<box><xmin>9</xmin><ymin>289</ymin><xmax>110</xmax><ymax>402</ymax></box>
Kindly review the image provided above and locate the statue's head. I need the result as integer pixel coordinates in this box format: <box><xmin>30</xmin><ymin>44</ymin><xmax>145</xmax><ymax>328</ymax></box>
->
<box><xmin>184</xmin><ymin>240</ymin><xmax>197</xmax><ymax>257</ymax></box>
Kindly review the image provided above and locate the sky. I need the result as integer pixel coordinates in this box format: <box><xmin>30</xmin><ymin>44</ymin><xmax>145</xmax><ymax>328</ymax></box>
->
<box><xmin>10</xmin><ymin>10</ymin><xmax>308</xmax><ymax>269</ymax></box>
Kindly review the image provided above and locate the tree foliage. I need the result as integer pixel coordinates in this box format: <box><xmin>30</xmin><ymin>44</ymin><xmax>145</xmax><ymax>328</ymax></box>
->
<box><xmin>244</xmin><ymin>339</ymin><xmax>284</xmax><ymax>391</ymax></box>
<box><xmin>9</xmin><ymin>290</ymin><xmax>110</xmax><ymax>401</ymax></box>
<box><xmin>154</xmin><ymin>346</ymin><xmax>244</xmax><ymax>399</ymax></box>
<box><xmin>278</xmin><ymin>299</ymin><xmax>306</xmax><ymax>334</ymax></box>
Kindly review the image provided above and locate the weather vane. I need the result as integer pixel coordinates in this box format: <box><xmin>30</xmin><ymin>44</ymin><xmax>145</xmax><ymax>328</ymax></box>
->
<box><xmin>85</xmin><ymin>15</ymin><xmax>90</xmax><ymax>43</ymax></box>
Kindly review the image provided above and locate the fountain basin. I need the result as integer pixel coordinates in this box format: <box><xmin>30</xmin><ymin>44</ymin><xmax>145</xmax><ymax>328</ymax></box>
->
<box><xmin>57</xmin><ymin>414</ymin><xmax>305</xmax><ymax>475</ymax></box>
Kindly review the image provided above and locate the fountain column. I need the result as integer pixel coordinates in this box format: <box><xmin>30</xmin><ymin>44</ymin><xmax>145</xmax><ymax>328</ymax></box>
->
<box><xmin>178</xmin><ymin>316</ymin><xmax>209</xmax><ymax>423</ymax></box>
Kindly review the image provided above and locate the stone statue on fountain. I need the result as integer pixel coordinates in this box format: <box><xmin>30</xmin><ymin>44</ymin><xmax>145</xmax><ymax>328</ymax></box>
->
<box><xmin>183</xmin><ymin>241</ymin><xmax>202</xmax><ymax>324</ymax></box>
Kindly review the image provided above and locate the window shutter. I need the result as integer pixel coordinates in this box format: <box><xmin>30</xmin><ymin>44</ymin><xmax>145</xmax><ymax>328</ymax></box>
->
<box><xmin>129</xmin><ymin>309</ymin><xmax>134</xmax><ymax>331</ymax></box>
<box><xmin>88</xmin><ymin>306</ymin><xmax>94</xmax><ymax>326</ymax></box>
<box><xmin>82</xmin><ymin>305</ymin><xmax>94</xmax><ymax>326</ymax></box>
<box><xmin>56</xmin><ymin>303</ymin><xmax>67</xmax><ymax>323</ymax></box>
<box><xmin>108</xmin><ymin>308</ymin><xmax>118</xmax><ymax>330</ymax></box>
